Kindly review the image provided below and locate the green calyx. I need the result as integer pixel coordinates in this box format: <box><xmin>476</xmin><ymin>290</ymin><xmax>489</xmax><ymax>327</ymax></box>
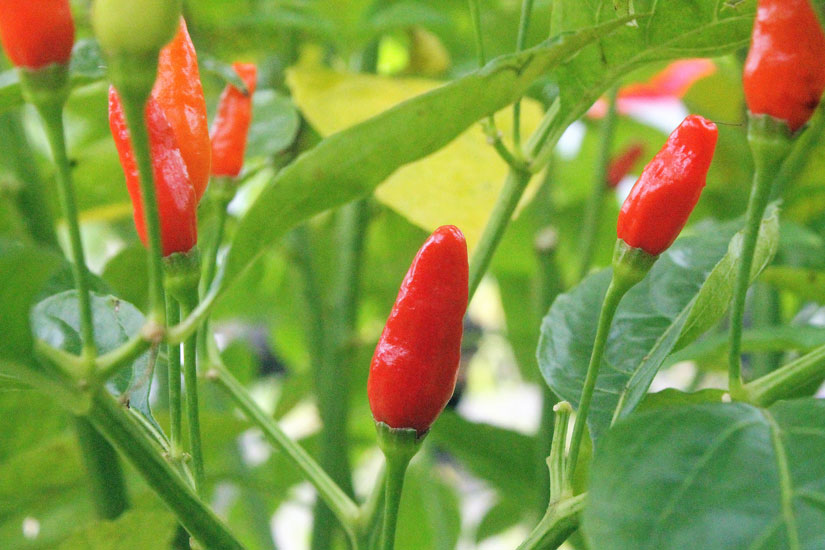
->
<box><xmin>164</xmin><ymin>247</ymin><xmax>201</xmax><ymax>305</ymax></box>
<box><xmin>17</xmin><ymin>64</ymin><xmax>70</xmax><ymax>110</ymax></box>
<box><xmin>92</xmin><ymin>0</ymin><xmax>181</xmax><ymax>57</ymax></box>
<box><xmin>375</xmin><ymin>421</ymin><xmax>424</xmax><ymax>463</ymax></box>
<box><xmin>747</xmin><ymin>113</ymin><xmax>794</xmax><ymax>174</ymax></box>
<box><xmin>611</xmin><ymin>239</ymin><xmax>658</xmax><ymax>292</ymax></box>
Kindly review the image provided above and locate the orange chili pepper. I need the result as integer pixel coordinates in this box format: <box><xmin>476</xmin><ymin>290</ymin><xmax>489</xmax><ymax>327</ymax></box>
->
<box><xmin>153</xmin><ymin>18</ymin><xmax>211</xmax><ymax>199</ymax></box>
<box><xmin>211</xmin><ymin>63</ymin><xmax>258</xmax><ymax>178</ymax></box>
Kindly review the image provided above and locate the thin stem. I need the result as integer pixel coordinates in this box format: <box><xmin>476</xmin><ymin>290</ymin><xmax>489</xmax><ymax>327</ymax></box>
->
<box><xmin>118</xmin><ymin>88</ymin><xmax>167</xmax><ymax>325</ymax></box>
<box><xmin>180</xmin><ymin>295</ymin><xmax>205</xmax><ymax>497</ymax></box>
<box><xmin>200</xmin><ymin>181</ymin><xmax>233</xmax><ymax>297</ymax></box>
<box><xmin>356</xmin><ymin>465</ymin><xmax>386</xmax><ymax>549</ymax></box>
<box><xmin>86</xmin><ymin>389</ymin><xmax>245</xmax><ymax>550</ymax></box>
<box><xmin>728</xmin><ymin>117</ymin><xmax>791</xmax><ymax>395</ymax></box>
<box><xmin>168</xmin><ymin>288</ymin><xmax>218</xmax><ymax>344</ymax></box>
<box><xmin>512</xmin><ymin>0</ymin><xmax>536</xmax><ymax>147</ymax></box>
<box><xmin>743</xmin><ymin>342</ymin><xmax>825</xmax><ymax>407</ymax></box>
<box><xmin>577</xmin><ymin>87</ymin><xmax>619</xmax><ymax>280</ymax></box>
<box><xmin>207</xmin><ymin>357</ymin><xmax>359</xmax><ymax>542</ymax></box>
<box><xmin>515</xmin><ymin>494</ymin><xmax>585</xmax><ymax>550</ymax></box>
<box><xmin>0</xmin><ymin>110</ymin><xmax>59</xmax><ymax>249</ymax></box>
<box><xmin>35</xmin><ymin>100</ymin><xmax>97</xmax><ymax>363</ymax></box>
<box><xmin>467</xmin><ymin>0</ymin><xmax>487</xmax><ymax>66</ymax></box>
<box><xmin>379</xmin><ymin>455</ymin><xmax>411</xmax><ymax>550</ymax></box>
<box><xmin>469</xmin><ymin>168</ymin><xmax>533</xmax><ymax>299</ymax></box>
<box><xmin>73</xmin><ymin>417</ymin><xmax>129</xmax><ymax>519</ymax></box>
<box><xmin>548</xmin><ymin>402</ymin><xmax>572</xmax><ymax>503</ymax></box>
<box><xmin>97</xmin><ymin>332</ymin><xmax>153</xmax><ymax>380</ymax></box>
<box><xmin>167</xmin><ymin>297</ymin><xmax>183</xmax><ymax>460</ymax></box>
<box><xmin>565</xmin><ymin>277</ymin><xmax>628</xmax><ymax>485</ymax></box>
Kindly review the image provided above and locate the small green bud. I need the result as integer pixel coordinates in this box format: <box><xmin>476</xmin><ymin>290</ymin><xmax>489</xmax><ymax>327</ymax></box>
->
<box><xmin>92</xmin><ymin>0</ymin><xmax>181</xmax><ymax>55</ymax></box>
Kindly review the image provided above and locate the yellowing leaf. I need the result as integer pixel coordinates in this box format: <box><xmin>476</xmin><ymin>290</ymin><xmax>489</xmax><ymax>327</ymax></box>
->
<box><xmin>286</xmin><ymin>61</ymin><xmax>545</xmax><ymax>250</ymax></box>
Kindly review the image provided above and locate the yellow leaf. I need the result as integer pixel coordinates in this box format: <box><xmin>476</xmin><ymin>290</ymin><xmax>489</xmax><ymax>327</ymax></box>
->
<box><xmin>286</xmin><ymin>59</ymin><xmax>545</xmax><ymax>250</ymax></box>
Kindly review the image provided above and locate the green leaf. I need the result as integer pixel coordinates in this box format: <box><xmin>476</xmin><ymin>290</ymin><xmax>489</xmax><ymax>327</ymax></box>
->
<box><xmin>219</xmin><ymin>0</ymin><xmax>755</xmax><ymax>302</ymax></box>
<box><xmin>761</xmin><ymin>266</ymin><xmax>825</xmax><ymax>304</ymax></box>
<box><xmin>538</xmin><ymin>209</ymin><xmax>780</xmax><ymax>441</ymax></box>
<box><xmin>395</xmin><ymin>456</ymin><xmax>461</xmax><ymax>550</ymax></box>
<box><xmin>220</xmin><ymin>16</ymin><xmax>640</xmax><ymax>292</ymax></box>
<box><xmin>531</xmin><ymin>0</ymin><xmax>756</xmax><ymax>166</ymax></box>
<box><xmin>31</xmin><ymin>291</ymin><xmax>159</xmax><ymax>430</ymax></box>
<box><xmin>583</xmin><ymin>399</ymin><xmax>825</xmax><ymax>550</ymax></box>
<box><xmin>57</xmin><ymin>507</ymin><xmax>177</xmax><ymax>550</ymax></box>
<box><xmin>429</xmin><ymin>411</ymin><xmax>536</xmax><ymax>501</ymax></box>
<box><xmin>0</xmin><ymin>240</ymin><xmax>63</xmax><ymax>367</ymax></box>
<box><xmin>245</xmin><ymin>90</ymin><xmax>302</xmax><ymax>160</ymax></box>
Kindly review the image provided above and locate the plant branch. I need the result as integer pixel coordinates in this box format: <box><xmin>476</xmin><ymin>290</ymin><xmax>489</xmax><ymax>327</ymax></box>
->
<box><xmin>86</xmin><ymin>389</ymin><xmax>245</xmax><ymax>550</ymax></box>
<box><xmin>206</xmin><ymin>351</ymin><xmax>359</xmax><ymax>543</ymax></box>
<box><xmin>515</xmin><ymin>494</ymin><xmax>585</xmax><ymax>550</ymax></box>
<box><xmin>743</xmin><ymin>342</ymin><xmax>825</xmax><ymax>406</ymax></box>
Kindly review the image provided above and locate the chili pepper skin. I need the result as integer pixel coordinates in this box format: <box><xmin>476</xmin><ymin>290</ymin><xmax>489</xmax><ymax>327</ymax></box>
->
<box><xmin>367</xmin><ymin>225</ymin><xmax>469</xmax><ymax>436</ymax></box>
<box><xmin>0</xmin><ymin>0</ymin><xmax>74</xmax><ymax>69</ymax></box>
<box><xmin>109</xmin><ymin>87</ymin><xmax>197</xmax><ymax>257</ymax></box>
<box><xmin>743</xmin><ymin>0</ymin><xmax>825</xmax><ymax>132</ymax></box>
<box><xmin>211</xmin><ymin>63</ymin><xmax>258</xmax><ymax>178</ymax></box>
<box><xmin>616</xmin><ymin>115</ymin><xmax>718</xmax><ymax>256</ymax></box>
<box><xmin>154</xmin><ymin>19</ymin><xmax>211</xmax><ymax>200</ymax></box>
<box><xmin>606</xmin><ymin>142</ymin><xmax>645</xmax><ymax>189</ymax></box>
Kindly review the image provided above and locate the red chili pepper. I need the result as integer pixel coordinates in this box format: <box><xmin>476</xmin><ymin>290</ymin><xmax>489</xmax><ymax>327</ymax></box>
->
<box><xmin>606</xmin><ymin>142</ymin><xmax>645</xmax><ymax>189</ymax></box>
<box><xmin>0</xmin><ymin>0</ymin><xmax>74</xmax><ymax>69</ymax></box>
<box><xmin>367</xmin><ymin>225</ymin><xmax>469</xmax><ymax>435</ymax></box>
<box><xmin>109</xmin><ymin>87</ymin><xmax>197</xmax><ymax>257</ymax></box>
<box><xmin>211</xmin><ymin>63</ymin><xmax>258</xmax><ymax>178</ymax></box>
<box><xmin>616</xmin><ymin>115</ymin><xmax>718</xmax><ymax>256</ymax></box>
<box><xmin>743</xmin><ymin>0</ymin><xmax>825</xmax><ymax>132</ymax></box>
<box><xmin>153</xmin><ymin>18</ymin><xmax>211</xmax><ymax>200</ymax></box>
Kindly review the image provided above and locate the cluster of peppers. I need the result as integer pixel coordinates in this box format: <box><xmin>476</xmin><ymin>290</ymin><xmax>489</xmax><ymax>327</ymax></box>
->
<box><xmin>1</xmin><ymin>0</ymin><xmax>825</xmax><ymax>548</ymax></box>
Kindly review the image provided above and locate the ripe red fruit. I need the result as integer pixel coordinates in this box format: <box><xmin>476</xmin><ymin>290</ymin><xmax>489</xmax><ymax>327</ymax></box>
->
<box><xmin>367</xmin><ymin>225</ymin><xmax>469</xmax><ymax>435</ymax></box>
<box><xmin>0</xmin><ymin>0</ymin><xmax>75</xmax><ymax>69</ymax></box>
<box><xmin>616</xmin><ymin>115</ymin><xmax>718</xmax><ymax>256</ymax></box>
<box><xmin>743</xmin><ymin>0</ymin><xmax>825</xmax><ymax>131</ymax></box>
<box><xmin>211</xmin><ymin>63</ymin><xmax>258</xmax><ymax>178</ymax></box>
<box><xmin>109</xmin><ymin>87</ymin><xmax>197</xmax><ymax>257</ymax></box>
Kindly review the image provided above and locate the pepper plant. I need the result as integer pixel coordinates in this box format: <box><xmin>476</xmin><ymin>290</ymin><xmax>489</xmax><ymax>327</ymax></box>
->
<box><xmin>2</xmin><ymin>0</ymin><xmax>825</xmax><ymax>549</ymax></box>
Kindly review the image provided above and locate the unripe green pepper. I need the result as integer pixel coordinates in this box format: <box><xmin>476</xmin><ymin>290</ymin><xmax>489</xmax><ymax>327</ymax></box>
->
<box><xmin>92</xmin><ymin>0</ymin><xmax>181</xmax><ymax>55</ymax></box>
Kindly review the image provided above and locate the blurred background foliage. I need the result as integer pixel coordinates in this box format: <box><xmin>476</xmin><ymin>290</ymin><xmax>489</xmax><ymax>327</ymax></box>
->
<box><xmin>2</xmin><ymin>0</ymin><xmax>825</xmax><ymax>549</ymax></box>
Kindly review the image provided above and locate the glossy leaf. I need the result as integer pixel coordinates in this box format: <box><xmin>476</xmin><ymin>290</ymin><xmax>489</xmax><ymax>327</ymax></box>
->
<box><xmin>220</xmin><ymin>0</ymin><xmax>755</xmax><ymax>300</ymax></box>
<box><xmin>584</xmin><ymin>399</ymin><xmax>825</xmax><ymax>550</ymax></box>
<box><xmin>31</xmin><ymin>291</ymin><xmax>159</xmax><ymax>430</ymax></box>
<box><xmin>538</xmin><ymin>208</ymin><xmax>779</xmax><ymax>441</ymax></box>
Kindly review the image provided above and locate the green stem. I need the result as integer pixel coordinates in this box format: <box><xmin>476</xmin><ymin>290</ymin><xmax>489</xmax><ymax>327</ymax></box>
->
<box><xmin>34</xmin><ymin>95</ymin><xmax>97</xmax><ymax>363</ymax></box>
<box><xmin>167</xmin><ymin>297</ymin><xmax>183</xmax><ymax>460</ymax></box>
<box><xmin>770</xmin><ymin>100</ymin><xmax>825</xmax><ymax>200</ymax></box>
<box><xmin>548</xmin><ymin>402</ymin><xmax>572</xmax><ymax>503</ymax></box>
<box><xmin>0</xmin><ymin>110</ymin><xmax>59</xmax><ymax>249</ymax></box>
<box><xmin>74</xmin><ymin>417</ymin><xmax>129</xmax><ymax>519</ymax></box>
<box><xmin>379</xmin><ymin>455</ymin><xmax>411</xmax><ymax>550</ymax></box>
<box><xmin>577</xmin><ymin>87</ymin><xmax>619</xmax><ymax>280</ymax></box>
<box><xmin>515</xmin><ymin>494</ymin><xmax>585</xmax><ymax>550</ymax></box>
<box><xmin>743</xmin><ymin>342</ymin><xmax>825</xmax><ymax>407</ymax></box>
<box><xmin>207</xmin><ymin>359</ymin><xmax>359</xmax><ymax>542</ymax></box>
<box><xmin>200</xmin><ymin>179</ymin><xmax>233</xmax><ymax>297</ymax></box>
<box><xmin>565</xmin><ymin>275</ymin><xmax>630</xmax><ymax>485</ymax></box>
<box><xmin>108</xmin><ymin>53</ymin><xmax>167</xmax><ymax>325</ymax></box>
<box><xmin>467</xmin><ymin>0</ymin><xmax>487</xmax><ymax>66</ymax></box>
<box><xmin>469</xmin><ymin>168</ymin><xmax>533</xmax><ymax>299</ymax></box>
<box><xmin>180</xmin><ymin>295</ymin><xmax>205</xmax><ymax>497</ymax></box>
<box><xmin>512</xmin><ymin>0</ymin><xmax>536</xmax><ymax>147</ymax></box>
<box><xmin>97</xmin><ymin>332</ymin><xmax>153</xmax><ymax>380</ymax></box>
<box><xmin>86</xmin><ymin>389</ymin><xmax>245</xmax><ymax>550</ymax></box>
<box><xmin>728</xmin><ymin>116</ymin><xmax>792</xmax><ymax>395</ymax></box>
<box><xmin>356</xmin><ymin>466</ymin><xmax>386</xmax><ymax>550</ymax></box>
